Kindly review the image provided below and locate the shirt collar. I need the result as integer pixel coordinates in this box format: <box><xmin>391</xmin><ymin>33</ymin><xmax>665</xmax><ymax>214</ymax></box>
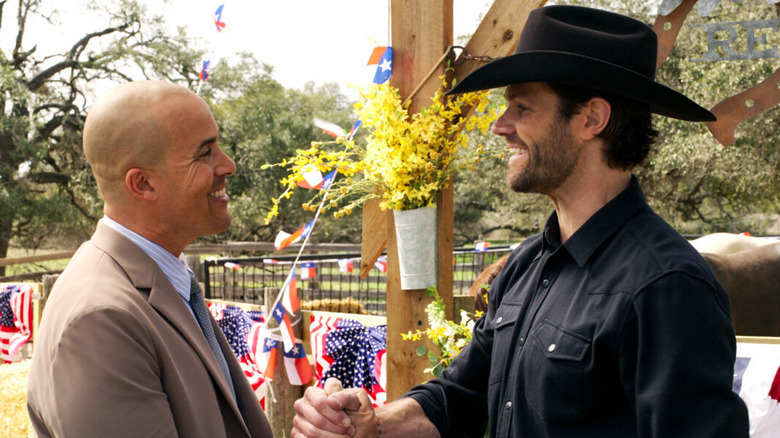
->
<box><xmin>101</xmin><ymin>216</ymin><xmax>193</xmax><ymax>303</ymax></box>
<box><xmin>543</xmin><ymin>175</ymin><xmax>647</xmax><ymax>267</ymax></box>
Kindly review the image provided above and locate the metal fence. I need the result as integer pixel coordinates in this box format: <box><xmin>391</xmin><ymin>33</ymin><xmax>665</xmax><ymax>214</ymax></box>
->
<box><xmin>202</xmin><ymin>247</ymin><xmax>513</xmax><ymax>315</ymax></box>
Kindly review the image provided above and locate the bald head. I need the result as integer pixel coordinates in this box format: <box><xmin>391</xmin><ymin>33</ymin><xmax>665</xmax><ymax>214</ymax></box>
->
<box><xmin>83</xmin><ymin>81</ymin><xmax>206</xmax><ymax>204</ymax></box>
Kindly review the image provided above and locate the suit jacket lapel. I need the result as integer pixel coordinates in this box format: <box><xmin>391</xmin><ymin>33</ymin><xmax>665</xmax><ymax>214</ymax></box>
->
<box><xmin>91</xmin><ymin>222</ymin><xmax>247</xmax><ymax>426</ymax></box>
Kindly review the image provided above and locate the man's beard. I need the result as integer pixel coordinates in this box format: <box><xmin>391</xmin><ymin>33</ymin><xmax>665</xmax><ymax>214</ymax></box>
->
<box><xmin>506</xmin><ymin>116</ymin><xmax>580</xmax><ymax>194</ymax></box>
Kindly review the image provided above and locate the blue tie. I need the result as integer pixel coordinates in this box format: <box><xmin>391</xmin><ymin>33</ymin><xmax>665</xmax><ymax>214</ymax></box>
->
<box><xmin>189</xmin><ymin>273</ymin><xmax>237</xmax><ymax>401</ymax></box>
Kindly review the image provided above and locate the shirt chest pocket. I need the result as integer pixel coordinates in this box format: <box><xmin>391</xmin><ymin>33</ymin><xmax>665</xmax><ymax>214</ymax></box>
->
<box><xmin>487</xmin><ymin>303</ymin><xmax>522</xmax><ymax>386</ymax></box>
<box><xmin>525</xmin><ymin>319</ymin><xmax>592</xmax><ymax>420</ymax></box>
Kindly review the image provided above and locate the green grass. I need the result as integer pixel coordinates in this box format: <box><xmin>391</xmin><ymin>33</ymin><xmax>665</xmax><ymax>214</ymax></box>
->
<box><xmin>3</xmin><ymin>248</ymin><xmax>71</xmax><ymax>276</ymax></box>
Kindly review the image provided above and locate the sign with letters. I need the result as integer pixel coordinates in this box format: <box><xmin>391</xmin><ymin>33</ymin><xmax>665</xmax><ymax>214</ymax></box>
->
<box><xmin>691</xmin><ymin>19</ymin><xmax>780</xmax><ymax>61</ymax></box>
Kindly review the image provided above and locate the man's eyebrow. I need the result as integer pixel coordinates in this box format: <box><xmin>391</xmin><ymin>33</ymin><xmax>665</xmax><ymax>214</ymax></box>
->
<box><xmin>196</xmin><ymin>137</ymin><xmax>218</xmax><ymax>153</ymax></box>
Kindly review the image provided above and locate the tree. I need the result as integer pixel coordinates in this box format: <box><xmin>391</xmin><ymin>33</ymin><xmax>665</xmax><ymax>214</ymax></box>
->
<box><xmin>646</xmin><ymin>0</ymin><xmax>780</xmax><ymax>234</ymax></box>
<box><xmin>209</xmin><ymin>71</ymin><xmax>363</xmax><ymax>244</ymax></box>
<box><xmin>0</xmin><ymin>0</ymin><xmax>202</xmax><ymax>273</ymax></box>
<box><xmin>452</xmin><ymin>0</ymin><xmax>780</xmax><ymax>243</ymax></box>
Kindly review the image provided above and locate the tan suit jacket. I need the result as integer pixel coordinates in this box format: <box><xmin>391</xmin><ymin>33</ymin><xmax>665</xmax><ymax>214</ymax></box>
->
<box><xmin>27</xmin><ymin>222</ymin><xmax>272</xmax><ymax>437</ymax></box>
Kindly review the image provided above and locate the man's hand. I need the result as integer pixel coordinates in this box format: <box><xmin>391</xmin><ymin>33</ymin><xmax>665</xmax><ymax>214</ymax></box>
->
<box><xmin>292</xmin><ymin>378</ymin><xmax>377</xmax><ymax>437</ymax></box>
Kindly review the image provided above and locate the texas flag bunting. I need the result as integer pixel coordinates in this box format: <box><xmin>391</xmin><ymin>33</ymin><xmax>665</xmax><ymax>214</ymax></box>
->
<box><xmin>297</xmin><ymin>168</ymin><xmax>324</xmax><ymax>189</ymax></box>
<box><xmin>281</xmin><ymin>270</ymin><xmax>300</xmax><ymax>314</ymax></box>
<box><xmin>320</xmin><ymin>170</ymin><xmax>337</xmax><ymax>191</ymax></box>
<box><xmin>313</xmin><ymin>117</ymin><xmax>346</xmax><ymax>138</ymax></box>
<box><xmin>298</xmin><ymin>169</ymin><xmax>337</xmax><ymax>190</ymax></box>
<box><xmin>284</xmin><ymin>342</ymin><xmax>314</xmax><ymax>385</ymax></box>
<box><xmin>199</xmin><ymin>59</ymin><xmax>210</xmax><ymax>81</ymax></box>
<box><xmin>257</xmin><ymin>337</ymin><xmax>278</xmax><ymax>380</ymax></box>
<box><xmin>271</xmin><ymin>302</ymin><xmax>296</xmax><ymax>352</ymax></box>
<box><xmin>367</xmin><ymin>46</ymin><xmax>393</xmax><ymax>84</ymax></box>
<box><xmin>475</xmin><ymin>241</ymin><xmax>491</xmax><ymax>252</ymax></box>
<box><xmin>274</xmin><ymin>219</ymin><xmax>316</xmax><ymax>250</ymax></box>
<box><xmin>338</xmin><ymin>259</ymin><xmax>354</xmax><ymax>274</ymax></box>
<box><xmin>347</xmin><ymin>120</ymin><xmax>362</xmax><ymax>140</ymax></box>
<box><xmin>214</xmin><ymin>4</ymin><xmax>226</xmax><ymax>32</ymax></box>
<box><xmin>300</xmin><ymin>262</ymin><xmax>316</xmax><ymax>281</ymax></box>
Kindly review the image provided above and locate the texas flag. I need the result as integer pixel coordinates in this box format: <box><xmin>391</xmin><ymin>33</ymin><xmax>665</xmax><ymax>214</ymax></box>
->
<box><xmin>257</xmin><ymin>337</ymin><xmax>279</xmax><ymax>380</ymax></box>
<box><xmin>298</xmin><ymin>169</ymin><xmax>337</xmax><ymax>191</ymax></box>
<box><xmin>274</xmin><ymin>218</ymin><xmax>316</xmax><ymax>250</ymax></box>
<box><xmin>319</xmin><ymin>170</ymin><xmax>337</xmax><ymax>191</ymax></box>
<box><xmin>367</xmin><ymin>46</ymin><xmax>393</xmax><ymax>84</ymax></box>
<box><xmin>297</xmin><ymin>168</ymin><xmax>323</xmax><ymax>189</ymax></box>
<box><xmin>271</xmin><ymin>302</ymin><xmax>296</xmax><ymax>353</ymax></box>
<box><xmin>347</xmin><ymin>120</ymin><xmax>362</xmax><ymax>140</ymax></box>
<box><xmin>199</xmin><ymin>59</ymin><xmax>210</xmax><ymax>81</ymax></box>
<box><xmin>281</xmin><ymin>270</ymin><xmax>300</xmax><ymax>314</ymax></box>
<box><xmin>300</xmin><ymin>262</ymin><xmax>316</xmax><ymax>281</ymax></box>
<box><xmin>475</xmin><ymin>241</ymin><xmax>491</xmax><ymax>252</ymax></box>
<box><xmin>313</xmin><ymin>117</ymin><xmax>346</xmax><ymax>138</ymax></box>
<box><xmin>214</xmin><ymin>4</ymin><xmax>226</xmax><ymax>32</ymax></box>
<box><xmin>338</xmin><ymin>259</ymin><xmax>354</xmax><ymax>274</ymax></box>
<box><xmin>284</xmin><ymin>342</ymin><xmax>314</xmax><ymax>385</ymax></box>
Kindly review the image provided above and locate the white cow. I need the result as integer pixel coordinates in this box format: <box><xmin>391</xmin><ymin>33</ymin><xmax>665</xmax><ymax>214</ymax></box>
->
<box><xmin>688</xmin><ymin>232</ymin><xmax>777</xmax><ymax>255</ymax></box>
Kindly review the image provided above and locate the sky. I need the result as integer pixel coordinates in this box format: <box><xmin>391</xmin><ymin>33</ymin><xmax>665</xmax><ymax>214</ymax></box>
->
<box><xmin>167</xmin><ymin>0</ymin><xmax>494</xmax><ymax>90</ymax></box>
<box><xmin>14</xmin><ymin>0</ymin><xmax>494</xmax><ymax>92</ymax></box>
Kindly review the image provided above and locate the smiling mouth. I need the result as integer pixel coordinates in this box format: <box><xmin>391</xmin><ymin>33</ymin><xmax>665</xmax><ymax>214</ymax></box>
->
<box><xmin>509</xmin><ymin>147</ymin><xmax>527</xmax><ymax>156</ymax></box>
<box><xmin>209</xmin><ymin>187</ymin><xmax>227</xmax><ymax>198</ymax></box>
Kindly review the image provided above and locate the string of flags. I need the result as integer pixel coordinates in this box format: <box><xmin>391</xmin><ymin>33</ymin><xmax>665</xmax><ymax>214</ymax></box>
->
<box><xmin>260</xmin><ymin>44</ymin><xmax>394</xmax><ymax>357</ymax></box>
<box><xmin>188</xmin><ymin>0</ymin><xmax>397</xmax><ymax>391</ymax></box>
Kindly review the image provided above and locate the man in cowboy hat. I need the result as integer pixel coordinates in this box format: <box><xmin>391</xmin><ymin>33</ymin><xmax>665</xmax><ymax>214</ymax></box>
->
<box><xmin>291</xmin><ymin>5</ymin><xmax>749</xmax><ymax>437</ymax></box>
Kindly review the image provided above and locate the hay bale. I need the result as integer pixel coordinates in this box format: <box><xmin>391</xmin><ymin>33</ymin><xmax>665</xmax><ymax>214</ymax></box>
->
<box><xmin>0</xmin><ymin>360</ymin><xmax>33</xmax><ymax>438</ymax></box>
<box><xmin>301</xmin><ymin>297</ymin><xmax>367</xmax><ymax>314</ymax></box>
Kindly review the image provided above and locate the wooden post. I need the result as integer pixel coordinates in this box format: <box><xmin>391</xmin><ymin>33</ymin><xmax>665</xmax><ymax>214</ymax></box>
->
<box><xmin>384</xmin><ymin>0</ymin><xmax>454</xmax><ymax>402</ymax></box>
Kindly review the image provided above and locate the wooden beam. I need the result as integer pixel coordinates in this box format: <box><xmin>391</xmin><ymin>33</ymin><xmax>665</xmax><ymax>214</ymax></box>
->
<box><xmin>452</xmin><ymin>0</ymin><xmax>547</xmax><ymax>80</ymax></box>
<box><xmin>360</xmin><ymin>199</ymin><xmax>388</xmax><ymax>278</ymax></box>
<box><xmin>385</xmin><ymin>0</ymin><xmax>453</xmax><ymax>402</ymax></box>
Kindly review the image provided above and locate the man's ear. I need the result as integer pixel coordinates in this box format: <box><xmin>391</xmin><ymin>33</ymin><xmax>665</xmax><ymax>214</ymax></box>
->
<box><xmin>577</xmin><ymin>97</ymin><xmax>611</xmax><ymax>140</ymax></box>
<box><xmin>125</xmin><ymin>168</ymin><xmax>157</xmax><ymax>201</ymax></box>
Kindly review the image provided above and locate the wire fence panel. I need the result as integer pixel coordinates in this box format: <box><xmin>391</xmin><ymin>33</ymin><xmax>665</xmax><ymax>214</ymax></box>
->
<box><xmin>203</xmin><ymin>247</ymin><xmax>513</xmax><ymax>316</ymax></box>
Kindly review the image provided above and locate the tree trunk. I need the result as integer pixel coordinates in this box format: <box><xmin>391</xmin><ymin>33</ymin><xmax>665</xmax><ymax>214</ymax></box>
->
<box><xmin>0</xmin><ymin>214</ymin><xmax>13</xmax><ymax>277</ymax></box>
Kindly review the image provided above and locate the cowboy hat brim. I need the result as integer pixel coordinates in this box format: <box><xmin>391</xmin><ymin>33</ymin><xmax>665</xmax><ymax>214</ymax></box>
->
<box><xmin>446</xmin><ymin>51</ymin><xmax>715</xmax><ymax>122</ymax></box>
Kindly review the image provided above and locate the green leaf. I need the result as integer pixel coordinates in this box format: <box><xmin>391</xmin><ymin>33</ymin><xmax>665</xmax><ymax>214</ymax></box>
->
<box><xmin>415</xmin><ymin>345</ymin><xmax>428</xmax><ymax>356</ymax></box>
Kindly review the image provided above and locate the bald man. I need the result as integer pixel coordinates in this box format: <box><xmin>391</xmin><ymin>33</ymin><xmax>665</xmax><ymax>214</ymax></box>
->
<box><xmin>27</xmin><ymin>81</ymin><xmax>272</xmax><ymax>438</ymax></box>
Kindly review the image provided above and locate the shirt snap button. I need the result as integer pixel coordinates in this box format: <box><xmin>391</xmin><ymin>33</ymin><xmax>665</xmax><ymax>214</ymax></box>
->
<box><xmin>542</xmin><ymin>279</ymin><xmax>550</xmax><ymax>288</ymax></box>
<box><xmin>548</xmin><ymin>343</ymin><xmax>556</xmax><ymax>352</ymax></box>
<box><xmin>505</xmin><ymin>401</ymin><xmax>512</xmax><ymax>410</ymax></box>
<box><xmin>496</xmin><ymin>316</ymin><xmax>503</xmax><ymax>324</ymax></box>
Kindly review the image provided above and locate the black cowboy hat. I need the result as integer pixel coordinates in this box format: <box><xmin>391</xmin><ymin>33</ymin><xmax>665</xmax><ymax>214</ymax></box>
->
<box><xmin>446</xmin><ymin>5</ymin><xmax>715</xmax><ymax>122</ymax></box>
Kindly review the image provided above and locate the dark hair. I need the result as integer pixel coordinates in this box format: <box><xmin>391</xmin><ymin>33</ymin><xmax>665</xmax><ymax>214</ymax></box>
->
<box><xmin>547</xmin><ymin>82</ymin><xmax>658</xmax><ymax>170</ymax></box>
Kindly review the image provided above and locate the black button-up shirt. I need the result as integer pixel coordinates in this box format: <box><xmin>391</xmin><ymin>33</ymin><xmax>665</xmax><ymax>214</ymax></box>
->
<box><xmin>406</xmin><ymin>176</ymin><xmax>749</xmax><ymax>437</ymax></box>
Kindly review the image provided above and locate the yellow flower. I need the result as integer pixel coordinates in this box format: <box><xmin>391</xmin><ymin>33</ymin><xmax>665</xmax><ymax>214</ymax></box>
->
<box><xmin>264</xmin><ymin>73</ymin><xmax>498</xmax><ymax>223</ymax></box>
<box><xmin>402</xmin><ymin>286</ymin><xmax>482</xmax><ymax>377</ymax></box>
